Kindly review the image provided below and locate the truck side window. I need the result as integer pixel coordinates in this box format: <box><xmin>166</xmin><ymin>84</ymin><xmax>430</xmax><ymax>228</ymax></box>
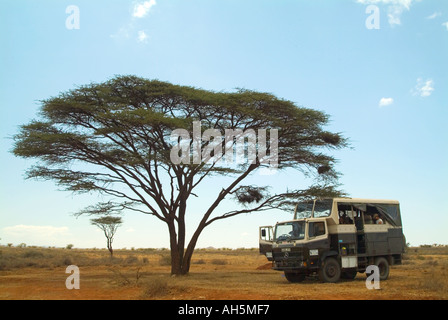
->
<box><xmin>337</xmin><ymin>204</ymin><xmax>354</xmax><ymax>224</ymax></box>
<box><xmin>309</xmin><ymin>222</ymin><xmax>325</xmax><ymax>238</ymax></box>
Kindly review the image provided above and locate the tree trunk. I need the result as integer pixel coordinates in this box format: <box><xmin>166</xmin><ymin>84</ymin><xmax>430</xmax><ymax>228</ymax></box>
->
<box><xmin>168</xmin><ymin>220</ymin><xmax>189</xmax><ymax>275</ymax></box>
<box><xmin>107</xmin><ymin>238</ymin><xmax>113</xmax><ymax>257</ymax></box>
<box><xmin>180</xmin><ymin>222</ymin><xmax>206</xmax><ymax>274</ymax></box>
<box><xmin>167</xmin><ymin>215</ymin><xmax>204</xmax><ymax>275</ymax></box>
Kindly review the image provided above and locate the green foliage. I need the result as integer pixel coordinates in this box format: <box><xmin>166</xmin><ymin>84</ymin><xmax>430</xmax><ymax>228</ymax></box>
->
<box><xmin>91</xmin><ymin>216</ymin><xmax>123</xmax><ymax>226</ymax></box>
<box><xmin>13</xmin><ymin>76</ymin><xmax>346</xmax><ymax>194</ymax></box>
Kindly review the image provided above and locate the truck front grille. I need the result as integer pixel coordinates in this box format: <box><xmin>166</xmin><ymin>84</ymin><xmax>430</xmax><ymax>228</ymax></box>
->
<box><xmin>273</xmin><ymin>250</ymin><xmax>303</xmax><ymax>262</ymax></box>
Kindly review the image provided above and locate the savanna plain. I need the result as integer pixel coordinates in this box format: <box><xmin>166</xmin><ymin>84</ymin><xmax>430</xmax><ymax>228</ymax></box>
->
<box><xmin>0</xmin><ymin>245</ymin><xmax>447</xmax><ymax>300</ymax></box>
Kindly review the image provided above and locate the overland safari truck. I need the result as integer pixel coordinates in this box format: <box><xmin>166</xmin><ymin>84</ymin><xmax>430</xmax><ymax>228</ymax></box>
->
<box><xmin>259</xmin><ymin>198</ymin><xmax>405</xmax><ymax>283</ymax></box>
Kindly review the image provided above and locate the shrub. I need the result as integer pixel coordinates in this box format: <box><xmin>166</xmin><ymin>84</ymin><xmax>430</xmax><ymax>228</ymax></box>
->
<box><xmin>23</xmin><ymin>250</ymin><xmax>45</xmax><ymax>259</ymax></box>
<box><xmin>124</xmin><ymin>255</ymin><xmax>139</xmax><ymax>265</ymax></box>
<box><xmin>193</xmin><ymin>259</ymin><xmax>206</xmax><ymax>265</ymax></box>
<box><xmin>158</xmin><ymin>254</ymin><xmax>171</xmax><ymax>266</ymax></box>
<box><xmin>62</xmin><ymin>256</ymin><xmax>74</xmax><ymax>266</ymax></box>
<box><xmin>142</xmin><ymin>278</ymin><xmax>169</xmax><ymax>298</ymax></box>
<box><xmin>211</xmin><ymin>259</ymin><xmax>227</xmax><ymax>265</ymax></box>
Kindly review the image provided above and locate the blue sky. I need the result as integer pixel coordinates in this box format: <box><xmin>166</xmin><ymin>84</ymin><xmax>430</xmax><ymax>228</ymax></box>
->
<box><xmin>1</xmin><ymin>0</ymin><xmax>447</xmax><ymax>249</ymax></box>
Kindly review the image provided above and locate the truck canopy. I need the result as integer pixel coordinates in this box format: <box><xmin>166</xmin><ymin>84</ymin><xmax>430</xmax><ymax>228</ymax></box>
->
<box><xmin>293</xmin><ymin>198</ymin><xmax>402</xmax><ymax>227</ymax></box>
<box><xmin>335</xmin><ymin>198</ymin><xmax>401</xmax><ymax>227</ymax></box>
<box><xmin>350</xmin><ymin>202</ymin><xmax>401</xmax><ymax>226</ymax></box>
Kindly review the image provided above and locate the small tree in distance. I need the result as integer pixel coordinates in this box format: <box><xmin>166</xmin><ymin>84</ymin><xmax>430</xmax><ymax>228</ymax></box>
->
<box><xmin>90</xmin><ymin>216</ymin><xmax>122</xmax><ymax>257</ymax></box>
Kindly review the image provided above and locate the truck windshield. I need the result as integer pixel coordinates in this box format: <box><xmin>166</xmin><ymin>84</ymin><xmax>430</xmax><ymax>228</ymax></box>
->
<box><xmin>295</xmin><ymin>199</ymin><xmax>333</xmax><ymax>218</ymax></box>
<box><xmin>274</xmin><ymin>221</ymin><xmax>305</xmax><ymax>242</ymax></box>
<box><xmin>314</xmin><ymin>199</ymin><xmax>333</xmax><ymax>217</ymax></box>
<box><xmin>295</xmin><ymin>201</ymin><xmax>314</xmax><ymax>218</ymax></box>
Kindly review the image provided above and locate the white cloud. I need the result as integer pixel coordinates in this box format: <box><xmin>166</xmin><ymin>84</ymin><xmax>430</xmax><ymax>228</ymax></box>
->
<box><xmin>3</xmin><ymin>225</ymin><xmax>69</xmax><ymax>236</ymax></box>
<box><xmin>442</xmin><ymin>22</ymin><xmax>448</xmax><ymax>31</ymax></box>
<box><xmin>137</xmin><ymin>30</ymin><xmax>148</xmax><ymax>43</ymax></box>
<box><xmin>133</xmin><ymin>0</ymin><xmax>157</xmax><ymax>18</ymax></box>
<box><xmin>356</xmin><ymin>0</ymin><xmax>416</xmax><ymax>26</ymax></box>
<box><xmin>356</xmin><ymin>0</ymin><xmax>413</xmax><ymax>9</ymax></box>
<box><xmin>111</xmin><ymin>1</ymin><xmax>156</xmax><ymax>42</ymax></box>
<box><xmin>2</xmin><ymin>225</ymin><xmax>71</xmax><ymax>246</ymax></box>
<box><xmin>387</xmin><ymin>6</ymin><xmax>405</xmax><ymax>26</ymax></box>
<box><xmin>412</xmin><ymin>78</ymin><xmax>435</xmax><ymax>97</ymax></box>
<box><xmin>426</xmin><ymin>12</ymin><xmax>442</xmax><ymax>19</ymax></box>
<box><xmin>110</xmin><ymin>25</ymin><xmax>132</xmax><ymax>40</ymax></box>
<box><xmin>379</xmin><ymin>97</ymin><xmax>394</xmax><ymax>107</ymax></box>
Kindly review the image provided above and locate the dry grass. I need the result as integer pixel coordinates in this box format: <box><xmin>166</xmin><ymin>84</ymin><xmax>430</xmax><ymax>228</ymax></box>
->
<box><xmin>141</xmin><ymin>278</ymin><xmax>170</xmax><ymax>298</ymax></box>
<box><xmin>0</xmin><ymin>246</ymin><xmax>257</xmax><ymax>271</ymax></box>
<box><xmin>419</xmin><ymin>271</ymin><xmax>448</xmax><ymax>296</ymax></box>
<box><xmin>416</xmin><ymin>256</ymin><xmax>448</xmax><ymax>298</ymax></box>
<box><xmin>0</xmin><ymin>246</ymin><xmax>156</xmax><ymax>270</ymax></box>
<box><xmin>1</xmin><ymin>245</ymin><xmax>447</xmax><ymax>300</ymax></box>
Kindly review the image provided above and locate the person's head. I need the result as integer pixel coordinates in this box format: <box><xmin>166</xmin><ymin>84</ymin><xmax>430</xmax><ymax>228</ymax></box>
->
<box><xmin>373</xmin><ymin>214</ymin><xmax>379</xmax><ymax>220</ymax></box>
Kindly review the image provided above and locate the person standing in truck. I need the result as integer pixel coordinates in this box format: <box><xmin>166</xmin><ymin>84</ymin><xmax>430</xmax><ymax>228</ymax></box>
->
<box><xmin>373</xmin><ymin>213</ymin><xmax>384</xmax><ymax>224</ymax></box>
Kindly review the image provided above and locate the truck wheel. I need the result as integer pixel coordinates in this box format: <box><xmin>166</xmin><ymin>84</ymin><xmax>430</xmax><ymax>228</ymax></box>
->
<box><xmin>319</xmin><ymin>257</ymin><xmax>341</xmax><ymax>283</ymax></box>
<box><xmin>374</xmin><ymin>257</ymin><xmax>390</xmax><ymax>280</ymax></box>
<box><xmin>366</xmin><ymin>257</ymin><xmax>390</xmax><ymax>280</ymax></box>
<box><xmin>284</xmin><ymin>272</ymin><xmax>305</xmax><ymax>283</ymax></box>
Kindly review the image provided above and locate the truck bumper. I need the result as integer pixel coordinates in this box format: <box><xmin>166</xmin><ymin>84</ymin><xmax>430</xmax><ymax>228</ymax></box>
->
<box><xmin>272</xmin><ymin>260</ymin><xmax>312</xmax><ymax>271</ymax></box>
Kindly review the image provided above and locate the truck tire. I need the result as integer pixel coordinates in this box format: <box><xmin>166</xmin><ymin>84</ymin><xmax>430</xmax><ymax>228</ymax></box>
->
<box><xmin>366</xmin><ymin>257</ymin><xmax>390</xmax><ymax>280</ymax></box>
<box><xmin>319</xmin><ymin>257</ymin><xmax>341</xmax><ymax>283</ymax></box>
<box><xmin>375</xmin><ymin>257</ymin><xmax>390</xmax><ymax>280</ymax></box>
<box><xmin>284</xmin><ymin>272</ymin><xmax>305</xmax><ymax>283</ymax></box>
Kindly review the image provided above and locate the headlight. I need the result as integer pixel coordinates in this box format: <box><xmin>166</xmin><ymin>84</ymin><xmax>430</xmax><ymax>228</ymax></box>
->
<box><xmin>266</xmin><ymin>252</ymin><xmax>272</xmax><ymax>258</ymax></box>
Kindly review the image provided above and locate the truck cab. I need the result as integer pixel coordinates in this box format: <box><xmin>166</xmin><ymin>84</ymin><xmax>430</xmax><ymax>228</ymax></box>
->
<box><xmin>259</xmin><ymin>198</ymin><xmax>405</xmax><ymax>283</ymax></box>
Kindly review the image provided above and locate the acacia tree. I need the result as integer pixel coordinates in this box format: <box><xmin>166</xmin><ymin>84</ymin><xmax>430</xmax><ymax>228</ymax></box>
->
<box><xmin>90</xmin><ymin>216</ymin><xmax>122</xmax><ymax>257</ymax></box>
<box><xmin>12</xmin><ymin>75</ymin><xmax>347</xmax><ymax>275</ymax></box>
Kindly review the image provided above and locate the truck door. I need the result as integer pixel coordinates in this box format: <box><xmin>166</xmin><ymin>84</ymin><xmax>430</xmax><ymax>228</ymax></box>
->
<box><xmin>259</xmin><ymin>226</ymin><xmax>274</xmax><ymax>260</ymax></box>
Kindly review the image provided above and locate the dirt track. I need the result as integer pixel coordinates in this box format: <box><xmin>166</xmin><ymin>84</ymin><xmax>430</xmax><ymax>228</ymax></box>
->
<box><xmin>0</xmin><ymin>247</ymin><xmax>447</xmax><ymax>300</ymax></box>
